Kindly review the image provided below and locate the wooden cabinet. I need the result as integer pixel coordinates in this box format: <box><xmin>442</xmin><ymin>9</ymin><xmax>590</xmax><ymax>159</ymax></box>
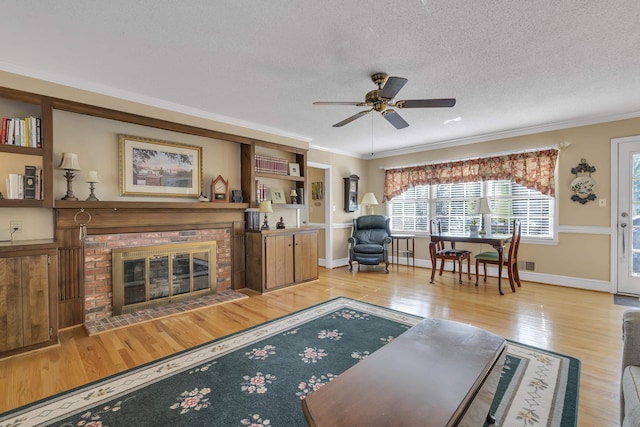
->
<box><xmin>0</xmin><ymin>88</ymin><xmax>53</xmax><ymax>208</ymax></box>
<box><xmin>0</xmin><ymin>241</ymin><xmax>58</xmax><ymax>357</ymax></box>
<box><xmin>246</xmin><ymin>228</ymin><xmax>318</xmax><ymax>292</ymax></box>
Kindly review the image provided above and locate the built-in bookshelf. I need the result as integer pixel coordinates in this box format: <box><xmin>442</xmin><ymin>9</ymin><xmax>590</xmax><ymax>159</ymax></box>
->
<box><xmin>242</xmin><ymin>141</ymin><xmax>307</xmax><ymax>209</ymax></box>
<box><xmin>0</xmin><ymin>89</ymin><xmax>52</xmax><ymax>208</ymax></box>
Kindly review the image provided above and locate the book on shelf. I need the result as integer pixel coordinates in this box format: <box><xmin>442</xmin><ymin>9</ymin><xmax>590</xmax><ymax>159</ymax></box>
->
<box><xmin>5</xmin><ymin>173</ymin><xmax>21</xmax><ymax>199</ymax></box>
<box><xmin>23</xmin><ymin>165</ymin><xmax>37</xmax><ymax>200</ymax></box>
<box><xmin>0</xmin><ymin>115</ymin><xmax>41</xmax><ymax>146</ymax></box>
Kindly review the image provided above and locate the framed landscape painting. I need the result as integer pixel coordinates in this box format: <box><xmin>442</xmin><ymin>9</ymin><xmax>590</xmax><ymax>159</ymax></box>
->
<box><xmin>119</xmin><ymin>135</ymin><xmax>202</xmax><ymax>197</ymax></box>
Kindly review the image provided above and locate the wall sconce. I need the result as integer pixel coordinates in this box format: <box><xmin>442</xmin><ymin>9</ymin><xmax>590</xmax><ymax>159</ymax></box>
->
<box><xmin>290</xmin><ymin>189</ymin><xmax>299</xmax><ymax>204</ymax></box>
<box><xmin>473</xmin><ymin>197</ymin><xmax>493</xmax><ymax>235</ymax></box>
<box><xmin>58</xmin><ymin>152</ymin><xmax>81</xmax><ymax>201</ymax></box>
<box><xmin>360</xmin><ymin>192</ymin><xmax>379</xmax><ymax>215</ymax></box>
<box><xmin>85</xmin><ymin>170</ymin><xmax>100</xmax><ymax>201</ymax></box>
<box><xmin>259</xmin><ymin>200</ymin><xmax>273</xmax><ymax>230</ymax></box>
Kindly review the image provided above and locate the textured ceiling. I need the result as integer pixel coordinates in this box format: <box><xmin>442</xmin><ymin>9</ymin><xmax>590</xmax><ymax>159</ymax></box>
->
<box><xmin>1</xmin><ymin>1</ymin><xmax>639</xmax><ymax>158</ymax></box>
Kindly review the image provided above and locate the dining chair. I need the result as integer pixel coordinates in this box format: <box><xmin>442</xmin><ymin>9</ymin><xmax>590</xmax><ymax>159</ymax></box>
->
<box><xmin>475</xmin><ymin>219</ymin><xmax>522</xmax><ymax>293</ymax></box>
<box><xmin>429</xmin><ymin>219</ymin><xmax>471</xmax><ymax>284</ymax></box>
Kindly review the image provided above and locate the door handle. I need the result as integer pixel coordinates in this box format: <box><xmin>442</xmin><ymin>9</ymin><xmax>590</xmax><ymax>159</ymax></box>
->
<box><xmin>621</xmin><ymin>222</ymin><xmax>628</xmax><ymax>254</ymax></box>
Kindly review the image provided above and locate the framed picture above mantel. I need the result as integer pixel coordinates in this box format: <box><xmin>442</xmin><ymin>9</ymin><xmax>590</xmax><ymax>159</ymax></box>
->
<box><xmin>118</xmin><ymin>134</ymin><xmax>202</xmax><ymax>197</ymax></box>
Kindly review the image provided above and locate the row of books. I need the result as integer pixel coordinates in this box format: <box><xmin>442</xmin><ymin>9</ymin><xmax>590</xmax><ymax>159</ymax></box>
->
<box><xmin>255</xmin><ymin>154</ymin><xmax>288</xmax><ymax>176</ymax></box>
<box><xmin>1</xmin><ymin>116</ymin><xmax>42</xmax><ymax>147</ymax></box>
<box><xmin>4</xmin><ymin>165</ymin><xmax>43</xmax><ymax>200</ymax></box>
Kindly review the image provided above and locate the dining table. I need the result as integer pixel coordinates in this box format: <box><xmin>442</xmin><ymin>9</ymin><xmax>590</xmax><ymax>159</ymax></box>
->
<box><xmin>429</xmin><ymin>232</ymin><xmax>513</xmax><ymax>295</ymax></box>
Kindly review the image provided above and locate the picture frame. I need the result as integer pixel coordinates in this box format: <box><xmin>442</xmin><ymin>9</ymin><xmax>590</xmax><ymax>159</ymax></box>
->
<box><xmin>312</xmin><ymin>182</ymin><xmax>324</xmax><ymax>200</ymax></box>
<box><xmin>271</xmin><ymin>187</ymin><xmax>286</xmax><ymax>204</ymax></box>
<box><xmin>289</xmin><ymin>163</ymin><xmax>300</xmax><ymax>177</ymax></box>
<box><xmin>119</xmin><ymin>135</ymin><xmax>202</xmax><ymax>197</ymax></box>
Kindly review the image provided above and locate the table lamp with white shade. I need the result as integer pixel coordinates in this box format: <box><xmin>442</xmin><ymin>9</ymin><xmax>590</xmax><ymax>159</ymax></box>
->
<box><xmin>473</xmin><ymin>197</ymin><xmax>492</xmax><ymax>235</ymax></box>
<box><xmin>259</xmin><ymin>200</ymin><xmax>273</xmax><ymax>230</ymax></box>
<box><xmin>58</xmin><ymin>152</ymin><xmax>81</xmax><ymax>201</ymax></box>
<box><xmin>361</xmin><ymin>192</ymin><xmax>379</xmax><ymax>215</ymax></box>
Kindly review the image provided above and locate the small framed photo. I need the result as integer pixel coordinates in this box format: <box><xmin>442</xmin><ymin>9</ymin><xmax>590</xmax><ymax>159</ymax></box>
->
<box><xmin>289</xmin><ymin>163</ymin><xmax>300</xmax><ymax>177</ymax></box>
<box><xmin>271</xmin><ymin>187</ymin><xmax>286</xmax><ymax>204</ymax></box>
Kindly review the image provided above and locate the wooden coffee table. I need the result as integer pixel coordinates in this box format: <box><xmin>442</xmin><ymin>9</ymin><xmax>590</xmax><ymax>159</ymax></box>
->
<box><xmin>302</xmin><ymin>318</ymin><xmax>506</xmax><ymax>427</ymax></box>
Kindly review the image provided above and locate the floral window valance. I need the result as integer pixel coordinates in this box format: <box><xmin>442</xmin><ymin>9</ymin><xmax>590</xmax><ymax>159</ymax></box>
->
<box><xmin>383</xmin><ymin>148</ymin><xmax>559</xmax><ymax>202</ymax></box>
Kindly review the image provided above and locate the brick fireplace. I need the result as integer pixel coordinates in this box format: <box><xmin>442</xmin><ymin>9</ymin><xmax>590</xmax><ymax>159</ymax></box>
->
<box><xmin>83</xmin><ymin>228</ymin><xmax>231</xmax><ymax>323</ymax></box>
<box><xmin>54</xmin><ymin>202</ymin><xmax>247</xmax><ymax>329</ymax></box>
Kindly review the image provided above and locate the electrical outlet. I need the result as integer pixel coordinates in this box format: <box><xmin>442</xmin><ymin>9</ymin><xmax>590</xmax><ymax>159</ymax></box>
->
<box><xmin>10</xmin><ymin>220</ymin><xmax>22</xmax><ymax>233</ymax></box>
<box><xmin>599</xmin><ymin>198</ymin><xmax>607</xmax><ymax>207</ymax></box>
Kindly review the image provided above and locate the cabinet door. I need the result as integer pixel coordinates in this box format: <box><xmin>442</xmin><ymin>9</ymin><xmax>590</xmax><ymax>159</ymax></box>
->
<box><xmin>265</xmin><ymin>234</ymin><xmax>294</xmax><ymax>289</ymax></box>
<box><xmin>0</xmin><ymin>257</ymin><xmax>23</xmax><ymax>352</ymax></box>
<box><xmin>21</xmin><ymin>255</ymin><xmax>50</xmax><ymax>346</ymax></box>
<box><xmin>294</xmin><ymin>232</ymin><xmax>318</xmax><ymax>282</ymax></box>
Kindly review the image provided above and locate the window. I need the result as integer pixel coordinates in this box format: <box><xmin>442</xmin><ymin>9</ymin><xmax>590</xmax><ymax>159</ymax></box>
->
<box><xmin>388</xmin><ymin>180</ymin><xmax>555</xmax><ymax>240</ymax></box>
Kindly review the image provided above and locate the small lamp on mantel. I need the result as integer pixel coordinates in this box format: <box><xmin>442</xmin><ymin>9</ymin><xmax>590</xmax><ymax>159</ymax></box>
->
<box><xmin>360</xmin><ymin>192</ymin><xmax>379</xmax><ymax>215</ymax></box>
<box><xmin>259</xmin><ymin>200</ymin><xmax>273</xmax><ymax>230</ymax></box>
<box><xmin>290</xmin><ymin>189</ymin><xmax>298</xmax><ymax>204</ymax></box>
<box><xmin>473</xmin><ymin>197</ymin><xmax>493</xmax><ymax>235</ymax></box>
<box><xmin>58</xmin><ymin>152</ymin><xmax>81</xmax><ymax>201</ymax></box>
<box><xmin>85</xmin><ymin>170</ymin><xmax>100</xmax><ymax>201</ymax></box>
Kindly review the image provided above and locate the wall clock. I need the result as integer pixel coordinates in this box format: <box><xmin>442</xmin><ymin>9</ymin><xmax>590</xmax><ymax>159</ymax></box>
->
<box><xmin>211</xmin><ymin>175</ymin><xmax>229</xmax><ymax>202</ymax></box>
<box><xmin>344</xmin><ymin>174</ymin><xmax>359</xmax><ymax>212</ymax></box>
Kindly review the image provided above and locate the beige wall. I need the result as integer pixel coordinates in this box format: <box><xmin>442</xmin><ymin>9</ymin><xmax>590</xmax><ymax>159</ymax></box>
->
<box><xmin>308</xmin><ymin>166</ymin><xmax>326</xmax><ymax>258</ymax></box>
<box><xmin>3</xmin><ymin>70</ymin><xmax>639</xmax><ymax>287</ymax></box>
<box><xmin>308</xmin><ymin>149</ymin><xmax>368</xmax><ymax>261</ymax></box>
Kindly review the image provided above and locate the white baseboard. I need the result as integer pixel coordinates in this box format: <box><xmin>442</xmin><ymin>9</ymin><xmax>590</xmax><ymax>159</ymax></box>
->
<box><xmin>321</xmin><ymin>256</ymin><xmax>611</xmax><ymax>292</ymax></box>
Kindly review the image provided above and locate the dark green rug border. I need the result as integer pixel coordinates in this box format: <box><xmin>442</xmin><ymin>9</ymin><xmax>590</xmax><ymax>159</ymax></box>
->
<box><xmin>1</xmin><ymin>296</ymin><xmax>580</xmax><ymax>426</ymax></box>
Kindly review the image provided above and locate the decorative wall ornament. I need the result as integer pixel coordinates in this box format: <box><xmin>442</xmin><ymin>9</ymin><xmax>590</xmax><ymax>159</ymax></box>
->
<box><xmin>570</xmin><ymin>158</ymin><xmax>596</xmax><ymax>204</ymax></box>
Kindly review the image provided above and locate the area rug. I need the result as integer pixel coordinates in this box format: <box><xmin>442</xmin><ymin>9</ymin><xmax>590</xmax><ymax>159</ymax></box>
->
<box><xmin>0</xmin><ymin>297</ymin><xmax>579</xmax><ymax>426</ymax></box>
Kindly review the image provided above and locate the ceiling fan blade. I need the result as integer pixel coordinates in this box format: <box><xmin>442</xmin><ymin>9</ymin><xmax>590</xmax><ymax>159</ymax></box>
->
<box><xmin>382</xmin><ymin>109</ymin><xmax>409</xmax><ymax>129</ymax></box>
<box><xmin>379</xmin><ymin>76</ymin><xmax>408</xmax><ymax>99</ymax></box>
<box><xmin>333</xmin><ymin>110</ymin><xmax>371</xmax><ymax>127</ymax></box>
<box><xmin>313</xmin><ymin>101</ymin><xmax>364</xmax><ymax>106</ymax></box>
<box><xmin>396</xmin><ymin>98</ymin><xmax>457</xmax><ymax>108</ymax></box>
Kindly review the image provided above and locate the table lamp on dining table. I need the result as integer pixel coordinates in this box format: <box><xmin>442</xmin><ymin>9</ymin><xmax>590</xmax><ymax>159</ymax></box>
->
<box><xmin>473</xmin><ymin>197</ymin><xmax>492</xmax><ymax>235</ymax></box>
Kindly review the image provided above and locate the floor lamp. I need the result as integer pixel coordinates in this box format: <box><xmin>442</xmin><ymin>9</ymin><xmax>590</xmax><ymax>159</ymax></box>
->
<box><xmin>360</xmin><ymin>192</ymin><xmax>379</xmax><ymax>215</ymax></box>
<box><xmin>474</xmin><ymin>197</ymin><xmax>492</xmax><ymax>235</ymax></box>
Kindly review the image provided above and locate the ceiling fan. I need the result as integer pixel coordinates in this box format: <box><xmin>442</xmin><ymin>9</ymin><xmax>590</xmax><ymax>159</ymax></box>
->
<box><xmin>313</xmin><ymin>72</ymin><xmax>456</xmax><ymax>129</ymax></box>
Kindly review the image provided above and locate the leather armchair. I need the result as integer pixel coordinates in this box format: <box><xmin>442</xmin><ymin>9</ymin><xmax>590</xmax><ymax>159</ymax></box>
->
<box><xmin>348</xmin><ymin>215</ymin><xmax>392</xmax><ymax>273</ymax></box>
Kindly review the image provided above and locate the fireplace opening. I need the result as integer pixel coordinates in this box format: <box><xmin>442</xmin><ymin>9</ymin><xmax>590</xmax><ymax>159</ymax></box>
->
<box><xmin>112</xmin><ymin>241</ymin><xmax>217</xmax><ymax>315</ymax></box>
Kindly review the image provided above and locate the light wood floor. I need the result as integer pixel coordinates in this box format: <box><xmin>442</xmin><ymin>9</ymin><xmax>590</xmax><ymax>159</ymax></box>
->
<box><xmin>0</xmin><ymin>266</ymin><xmax>628</xmax><ymax>426</ymax></box>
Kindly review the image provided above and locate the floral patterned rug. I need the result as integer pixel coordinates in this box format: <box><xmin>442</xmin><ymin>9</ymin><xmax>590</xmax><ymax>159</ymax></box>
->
<box><xmin>0</xmin><ymin>298</ymin><xmax>579</xmax><ymax>426</ymax></box>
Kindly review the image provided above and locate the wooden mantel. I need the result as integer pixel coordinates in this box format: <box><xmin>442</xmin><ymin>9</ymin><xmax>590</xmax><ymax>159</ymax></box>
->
<box><xmin>54</xmin><ymin>200</ymin><xmax>249</xmax><ymax>232</ymax></box>
<box><xmin>54</xmin><ymin>200</ymin><xmax>249</xmax><ymax>328</ymax></box>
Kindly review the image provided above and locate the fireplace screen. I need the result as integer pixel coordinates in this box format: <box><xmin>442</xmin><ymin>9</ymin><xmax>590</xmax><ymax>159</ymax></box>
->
<box><xmin>112</xmin><ymin>242</ymin><xmax>217</xmax><ymax>315</ymax></box>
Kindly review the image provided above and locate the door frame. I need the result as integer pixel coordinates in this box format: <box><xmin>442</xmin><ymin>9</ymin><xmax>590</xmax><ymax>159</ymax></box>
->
<box><xmin>610</xmin><ymin>135</ymin><xmax>640</xmax><ymax>293</ymax></box>
<box><xmin>308</xmin><ymin>161</ymin><xmax>333</xmax><ymax>268</ymax></box>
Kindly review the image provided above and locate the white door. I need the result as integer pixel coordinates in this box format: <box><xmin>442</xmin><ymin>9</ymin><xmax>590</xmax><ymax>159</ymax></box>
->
<box><xmin>616</xmin><ymin>136</ymin><xmax>640</xmax><ymax>294</ymax></box>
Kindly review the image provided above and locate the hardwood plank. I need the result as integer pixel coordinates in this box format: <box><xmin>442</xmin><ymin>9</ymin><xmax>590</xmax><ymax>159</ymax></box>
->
<box><xmin>0</xmin><ymin>267</ymin><xmax>626</xmax><ymax>425</ymax></box>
